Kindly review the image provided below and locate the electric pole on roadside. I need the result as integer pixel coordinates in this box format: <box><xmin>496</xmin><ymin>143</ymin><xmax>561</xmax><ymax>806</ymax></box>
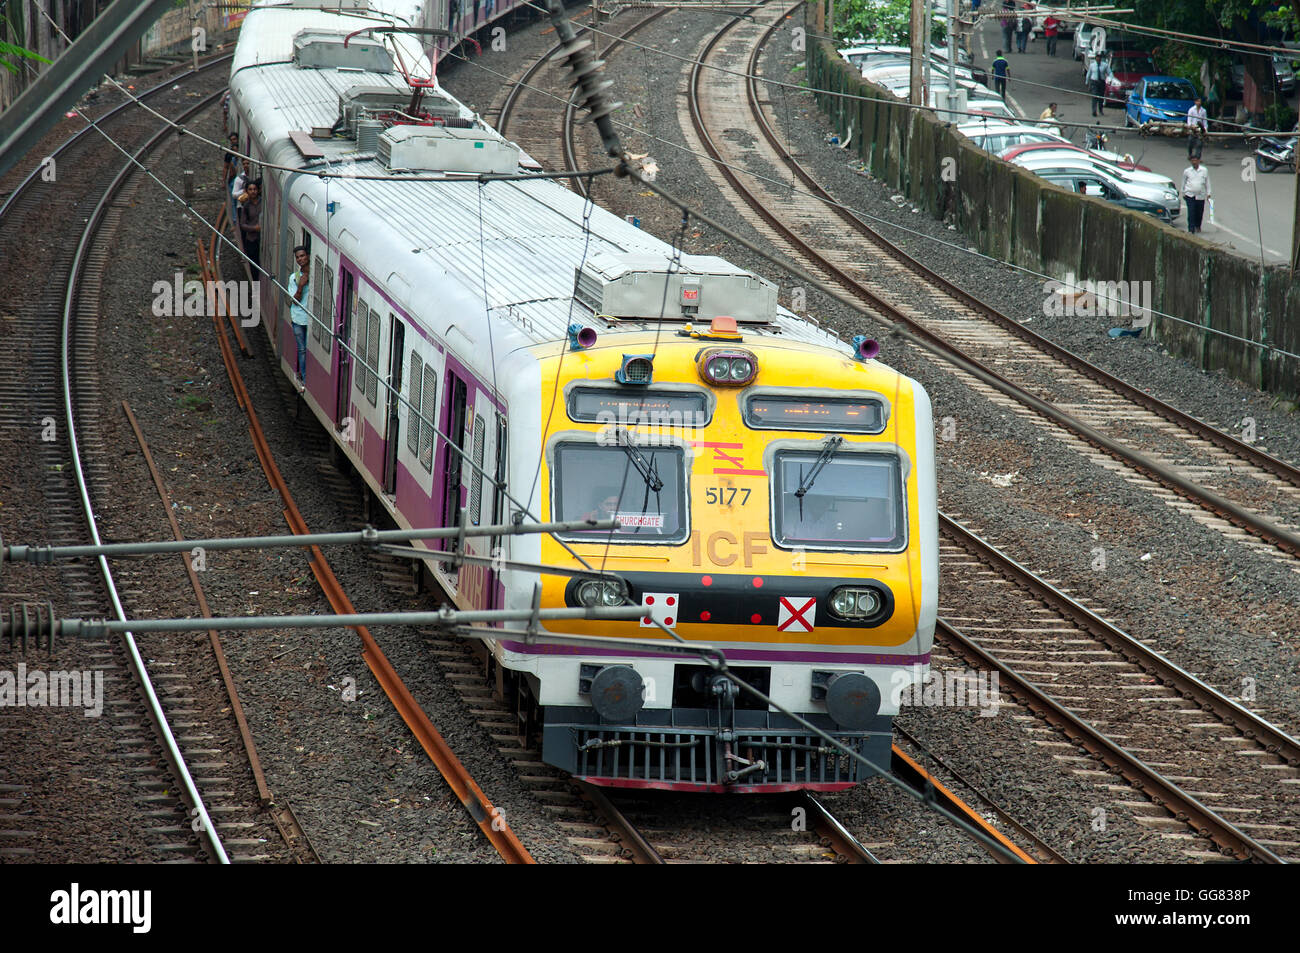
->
<box><xmin>909</xmin><ymin>0</ymin><xmax>926</xmax><ymax>106</ymax></box>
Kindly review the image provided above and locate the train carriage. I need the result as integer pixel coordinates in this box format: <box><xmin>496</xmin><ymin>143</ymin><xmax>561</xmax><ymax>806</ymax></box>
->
<box><xmin>228</xmin><ymin>0</ymin><xmax>937</xmax><ymax>792</ymax></box>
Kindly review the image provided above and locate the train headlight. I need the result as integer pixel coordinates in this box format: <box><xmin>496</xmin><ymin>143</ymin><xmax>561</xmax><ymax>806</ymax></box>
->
<box><xmin>576</xmin><ymin>578</ymin><xmax>628</xmax><ymax>608</ymax></box>
<box><xmin>829</xmin><ymin>585</ymin><xmax>887</xmax><ymax>621</ymax></box>
<box><xmin>698</xmin><ymin>348</ymin><xmax>758</xmax><ymax>386</ymax></box>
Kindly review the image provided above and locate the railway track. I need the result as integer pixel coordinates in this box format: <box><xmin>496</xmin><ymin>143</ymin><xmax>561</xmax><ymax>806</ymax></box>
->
<box><xmin>933</xmin><ymin>513</ymin><xmax>1299</xmax><ymax>861</ymax></box>
<box><xmin>496</xmin><ymin>3</ymin><xmax>668</xmax><ymax>194</ymax></box>
<box><xmin>678</xmin><ymin>2</ymin><xmax>1300</xmax><ymax>574</ymax></box>
<box><xmin>0</xmin><ymin>58</ymin><xmax>243</xmax><ymax>862</ymax></box>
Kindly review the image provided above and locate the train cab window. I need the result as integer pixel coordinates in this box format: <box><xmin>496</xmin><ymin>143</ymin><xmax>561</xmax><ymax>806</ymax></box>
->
<box><xmin>772</xmin><ymin>449</ymin><xmax>905</xmax><ymax>551</ymax></box>
<box><xmin>551</xmin><ymin>442</ymin><xmax>688</xmax><ymax>544</ymax></box>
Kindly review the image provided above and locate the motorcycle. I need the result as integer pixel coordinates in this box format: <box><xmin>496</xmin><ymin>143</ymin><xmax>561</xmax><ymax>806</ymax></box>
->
<box><xmin>1254</xmin><ymin>133</ymin><xmax>1296</xmax><ymax>172</ymax></box>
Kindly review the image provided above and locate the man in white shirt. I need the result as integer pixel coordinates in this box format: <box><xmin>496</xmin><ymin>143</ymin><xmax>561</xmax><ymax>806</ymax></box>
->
<box><xmin>1181</xmin><ymin>155</ymin><xmax>1211</xmax><ymax>234</ymax></box>
<box><xmin>1186</xmin><ymin>98</ymin><xmax>1208</xmax><ymax>158</ymax></box>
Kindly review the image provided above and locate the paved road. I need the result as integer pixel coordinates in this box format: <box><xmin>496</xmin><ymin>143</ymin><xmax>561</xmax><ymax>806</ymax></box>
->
<box><xmin>971</xmin><ymin>17</ymin><xmax>1295</xmax><ymax>264</ymax></box>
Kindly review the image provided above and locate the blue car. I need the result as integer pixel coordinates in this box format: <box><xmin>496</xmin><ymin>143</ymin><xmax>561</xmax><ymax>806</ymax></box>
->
<box><xmin>1125</xmin><ymin>75</ymin><xmax>1199</xmax><ymax>126</ymax></box>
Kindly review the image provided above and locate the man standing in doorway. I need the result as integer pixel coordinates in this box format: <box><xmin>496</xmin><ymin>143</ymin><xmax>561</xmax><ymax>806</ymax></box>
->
<box><xmin>992</xmin><ymin>50</ymin><xmax>1010</xmax><ymax>98</ymax></box>
<box><xmin>289</xmin><ymin>245</ymin><xmax>311</xmax><ymax>390</ymax></box>
<box><xmin>1181</xmin><ymin>155</ymin><xmax>1211</xmax><ymax>234</ymax></box>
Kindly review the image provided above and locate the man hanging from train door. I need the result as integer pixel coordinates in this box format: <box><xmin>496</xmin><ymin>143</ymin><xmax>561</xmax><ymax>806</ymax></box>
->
<box><xmin>289</xmin><ymin>245</ymin><xmax>311</xmax><ymax>391</ymax></box>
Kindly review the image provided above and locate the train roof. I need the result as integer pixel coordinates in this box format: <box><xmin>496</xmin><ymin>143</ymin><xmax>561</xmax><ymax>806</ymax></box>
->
<box><xmin>230</xmin><ymin>2</ymin><xmax>879</xmax><ymax>378</ymax></box>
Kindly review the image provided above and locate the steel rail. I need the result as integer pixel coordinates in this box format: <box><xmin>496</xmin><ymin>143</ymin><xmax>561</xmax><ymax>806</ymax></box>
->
<box><xmin>939</xmin><ymin>513</ymin><xmax>1300</xmax><ymax>767</ymax></box>
<box><xmin>572</xmin><ymin>779</ymin><xmax>666</xmax><ymax>863</ymax></box>
<box><xmin>888</xmin><ymin>743</ymin><xmax>1038</xmax><ymax>864</ymax></box>
<box><xmin>937</xmin><ymin>618</ymin><xmax>1285</xmax><ymax>863</ymax></box>
<box><xmin>744</xmin><ymin>11</ymin><xmax>1300</xmax><ymax>490</ymax></box>
<box><xmin>683</xmin><ymin>3</ymin><xmax>1300</xmax><ymax>561</ymax></box>
<box><xmin>891</xmin><ymin>724</ymin><xmax>1067</xmax><ymax>864</ymax></box>
<box><xmin>121</xmin><ymin>399</ymin><xmax>321</xmax><ymax>864</ymax></box>
<box><xmin>797</xmin><ymin>792</ymin><xmax>881</xmax><ymax>863</ymax></box>
<box><xmin>198</xmin><ymin>238</ymin><xmax>536</xmax><ymax>864</ymax></box>
<box><xmin>0</xmin><ymin>53</ymin><xmax>233</xmax><ymax>221</ymax></box>
<box><xmin>59</xmin><ymin>85</ymin><xmax>232</xmax><ymax>863</ymax></box>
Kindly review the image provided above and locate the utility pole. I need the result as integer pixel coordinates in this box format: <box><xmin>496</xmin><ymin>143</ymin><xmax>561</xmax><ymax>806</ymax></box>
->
<box><xmin>909</xmin><ymin>0</ymin><xmax>925</xmax><ymax>107</ymax></box>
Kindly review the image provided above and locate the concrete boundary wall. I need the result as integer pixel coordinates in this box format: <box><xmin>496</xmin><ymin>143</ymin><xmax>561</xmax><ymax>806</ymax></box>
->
<box><xmin>807</xmin><ymin>27</ymin><xmax>1299</xmax><ymax>400</ymax></box>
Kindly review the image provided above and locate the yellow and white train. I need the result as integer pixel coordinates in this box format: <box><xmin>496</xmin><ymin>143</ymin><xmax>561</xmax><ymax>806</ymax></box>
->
<box><xmin>230</xmin><ymin>0</ymin><xmax>936</xmax><ymax>791</ymax></box>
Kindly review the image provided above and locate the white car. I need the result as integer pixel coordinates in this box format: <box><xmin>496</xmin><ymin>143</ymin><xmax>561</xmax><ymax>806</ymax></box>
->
<box><xmin>998</xmin><ymin>144</ymin><xmax>1177</xmax><ymax>191</ymax></box>
<box><xmin>1011</xmin><ymin>154</ymin><xmax>1180</xmax><ymax>216</ymax></box>
<box><xmin>956</xmin><ymin>121</ymin><xmax>1069</xmax><ymax>155</ymax></box>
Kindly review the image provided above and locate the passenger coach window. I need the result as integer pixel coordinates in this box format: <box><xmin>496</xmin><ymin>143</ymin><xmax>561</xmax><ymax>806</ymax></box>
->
<box><xmin>773</xmin><ymin>450</ymin><xmax>905</xmax><ymax>550</ymax></box>
<box><xmin>552</xmin><ymin>442</ymin><xmax>687</xmax><ymax>543</ymax></box>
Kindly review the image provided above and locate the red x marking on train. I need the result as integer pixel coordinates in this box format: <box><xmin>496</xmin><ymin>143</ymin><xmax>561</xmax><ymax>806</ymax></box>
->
<box><xmin>687</xmin><ymin>441</ymin><xmax>766</xmax><ymax>477</ymax></box>
<box><xmin>777</xmin><ymin>596</ymin><xmax>817</xmax><ymax>632</ymax></box>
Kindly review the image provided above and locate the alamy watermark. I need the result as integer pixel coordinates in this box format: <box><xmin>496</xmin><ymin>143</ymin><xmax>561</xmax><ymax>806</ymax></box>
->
<box><xmin>1042</xmin><ymin>271</ymin><xmax>1152</xmax><ymax>323</ymax></box>
<box><xmin>0</xmin><ymin>664</ymin><xmax>103</xmax><ymax>717</ymax></box>
<box><xmin>891</xmin><ymin>666</ymin><xmax>1000</xmax><ymax>717</ymax></box>
<box><xmin>151</xmin><ymin>271</ymin><xmax>260</xmax><ymax>327</ymax></box>
<box><xmin>596</xmin><ymin>404</ymin><xmax>707</xmax><ymax>451</ymax></box>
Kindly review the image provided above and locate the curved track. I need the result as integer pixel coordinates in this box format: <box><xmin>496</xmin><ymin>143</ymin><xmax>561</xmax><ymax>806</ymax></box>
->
<box><xmin>0</xmin><ymin>59</ymin><xmax>235</xmax><ymax>862</ymax></box>
<box><xmin>687</xmin><ymin>3</ymin><xmax>1300</xmax><ymax>573</ymax></box>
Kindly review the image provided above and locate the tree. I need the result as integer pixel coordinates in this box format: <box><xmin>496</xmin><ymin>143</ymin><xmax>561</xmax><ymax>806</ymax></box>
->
<box><xmin>835</xmin><ymin>0</ymin><xmax>946</xmax><ymax>46</ymax></box>
<box><xmin>1</xmin><ymin>10</ymin><xmax>50</xmax><ymax>76</ymax></box>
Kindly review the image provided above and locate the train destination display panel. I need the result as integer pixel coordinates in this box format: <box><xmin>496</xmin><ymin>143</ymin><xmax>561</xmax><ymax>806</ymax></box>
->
<box><xmin>568</xmin><ymin>387</ymin><xmax>710</xmax><ymax>425</ymax></box>
<box><xmin>745</xmin><ymin>395</ymin><xmax>885</xmax><ymax>433</ymax></box>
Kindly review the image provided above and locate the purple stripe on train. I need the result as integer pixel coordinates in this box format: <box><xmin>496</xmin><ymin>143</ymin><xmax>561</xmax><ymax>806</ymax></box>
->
<box><xmin>500</xmin><ymin>640</ymin><xmax>930</xmax><ymax>666</ymax></box>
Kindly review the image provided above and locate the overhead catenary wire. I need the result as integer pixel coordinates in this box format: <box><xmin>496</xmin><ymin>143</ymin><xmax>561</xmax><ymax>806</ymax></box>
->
<box><xmin>452</xmin><ymin>32</ymin><xmax>1300</xmax><ymax>361</ymax></box>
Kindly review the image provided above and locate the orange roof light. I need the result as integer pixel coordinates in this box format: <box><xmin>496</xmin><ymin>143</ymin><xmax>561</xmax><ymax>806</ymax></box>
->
<box><xmin>709</xmin><ymin>315</ymin><xmax>741</xmax><ymax>339</ymax></box>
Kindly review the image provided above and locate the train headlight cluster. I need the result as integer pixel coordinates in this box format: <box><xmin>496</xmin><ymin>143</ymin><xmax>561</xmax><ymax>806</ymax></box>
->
<box><xmin>698</xmin><ymin>348</ymin><xmax>758</xmax><ymax>386</ymax></box>
<box><xmin>575</xmin><ymin>578</ymin><xmax>628</xmax><ymax>608</ymax></box>
<box><xmin>829</xmin><ymin>585</ymin><xmax>885</xmax><ymax>621</ymax></box>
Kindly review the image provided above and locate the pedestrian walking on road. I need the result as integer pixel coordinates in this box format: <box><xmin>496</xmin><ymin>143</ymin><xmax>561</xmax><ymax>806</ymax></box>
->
<box><xmin>1043</xmin><ymin>14</ymin><xmax>1060</xmax><ymax>55</ymax></box>
<box><xmin>1186</xmin><ymin>98</ymin><xmax>1208</xmax><ymax>158</ymax></box>
<box><xmin>999</xmin><ymin>13</ymin><xmax>1014</xmax><ymax>52</ymax></box>
<box><xmin>991</xmin><ymin>50</ymin><xmax>1010</xmax><ymax>98</ymax></box>
<box><xmin>1181</xmin><ymin>156</ymin><xmax>1211</xmax><ymax>234</ymax></box>
<box><xmin>1016</xmin><ymin>13</ymin><xmax>1032</xmax><ymax>53</ymax></box>
<box><xmin>1086</xmin><ymin>54</ymin><xmax>1112</xmax><ymax>116</ymax></box>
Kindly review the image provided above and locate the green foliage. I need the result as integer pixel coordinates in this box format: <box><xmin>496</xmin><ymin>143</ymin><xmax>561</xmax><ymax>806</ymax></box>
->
<box><xmin>1152</xmin><ymin>42</ymin><xmax>1208</xmax><ymax>92</ymax></box>
<box><xmin>834</xmin><ymin>0</ymin><xmax>946</xmax><ymax>47</ymax></box>
<box><xmin>0</xmin><ymin>39</ymin><xmax>49</xmax><ymax>75</ymax></box>
<box><xmin>1261</xmin><ymin>101</ymin><xmax>1297</xmax><ymax>129</ymax></box>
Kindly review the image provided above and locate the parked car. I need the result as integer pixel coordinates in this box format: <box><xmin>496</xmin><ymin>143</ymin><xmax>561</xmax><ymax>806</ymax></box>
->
<box><xmin>1009</xmin><ymin>153</ymin><xmax>1180</xmax><ymax>217</ymax></box>
<box><xmin>1103</xmin><ymin>50</ymin><xmax>1160</xmax><ymax>104</ymax></box>
<box><xmin>1072</xmin><ymin>24</ymin><xmax>1095</xmax><ymax>61</ymax></box>
<box><xmin>1229</xmin><ymin>53</ymin><xmax>1295</xmax><ymax>96</ymax></box>
<box><xmin>1034</xmin><ymin>168</ymin><xmax>1175</xmax><ymax>222</ymax></box>
<box><xmin>956</xmin><ymin>121</ymin><xmax>1068</xmax><ymax>156</ymax></box>
<box><xmin>1000</xmin><ymin>142</ymin><xmax>1167</xmax><ymax>184</ymax></box>
<box><xmin>1125</xmin><ymin>75</ymin><xmax>1199</xmax><ymax>126</ymax></box>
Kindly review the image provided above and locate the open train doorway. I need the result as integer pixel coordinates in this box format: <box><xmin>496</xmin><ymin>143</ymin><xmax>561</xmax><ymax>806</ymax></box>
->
<box><xmin>383</xmin><ymin>317</ymin><xmax>405</xmax><ymax>496</ymax></box>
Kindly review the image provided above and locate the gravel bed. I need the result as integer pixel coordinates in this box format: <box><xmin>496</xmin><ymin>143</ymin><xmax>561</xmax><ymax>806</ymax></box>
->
<box><xmin>443</xmin><ymin>7</ymin><xmax>1300</xmax><ymax>861</ymax></box>
<box><xmin>0</xmin><ymin>64</ymin><xmax>242</xmax><ymax>863</ymax></box>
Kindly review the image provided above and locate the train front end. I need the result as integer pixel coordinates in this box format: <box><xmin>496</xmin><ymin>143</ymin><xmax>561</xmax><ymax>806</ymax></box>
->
<box><xmin>498</xmin><ymin>267</ymin><xmax>936</xmax><ymax>792</ymax></box>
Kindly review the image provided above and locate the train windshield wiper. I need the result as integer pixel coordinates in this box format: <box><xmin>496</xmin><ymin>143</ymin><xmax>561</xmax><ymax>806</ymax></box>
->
<box><xmin>794</xmin><ymin>435</ymin><xmax>843</xmax><ymax>517</ymax></box>
<box><xmin>616</xmin><ymin>428</ymin><xmax>665</xmax><ymax>492</ymax></box>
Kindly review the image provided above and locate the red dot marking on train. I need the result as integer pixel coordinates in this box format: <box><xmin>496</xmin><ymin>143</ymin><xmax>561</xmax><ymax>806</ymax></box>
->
<box><xmin>701</xmin><ymin>575</ymin><xmax>713</xmax><ymax>586</ymax></box>
<box><xmin>645</xmin><ymin>596</ymin><xmax>655</xmax><ymax>605</ymax></box>
<box><xmin>664</xmin><ymin>617</ymin><xmax>674</xmax><ymax>626</ymax></box>
<box><xmin>642</xmin><ymin>616</ymin><xmax>651</xmax><ymax>625</ymax></box>
<box><xmin>753</xmin><ymin>577</ymin><xmax>764</xmax><ymax>588</ymax></box>
<box><xmin>750</xmin><ymin>613</ymin><xmax>762</xmax><ymax>624</ymax></box>
<box><xmin>700</xmin><ymin>610</ymin><xmax>712</xmax><ymax>622</ymax></box>
<box><xmin>666</xmin><ymin>596</ymin><xmax>676</xmax><ymax>606</ymax></box>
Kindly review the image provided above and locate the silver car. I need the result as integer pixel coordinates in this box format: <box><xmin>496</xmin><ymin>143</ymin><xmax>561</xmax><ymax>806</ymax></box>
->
<box><xmin>1012</xmin><ymin>155</ymin><xmax>1180</xmax><ymax>217</ymax></box>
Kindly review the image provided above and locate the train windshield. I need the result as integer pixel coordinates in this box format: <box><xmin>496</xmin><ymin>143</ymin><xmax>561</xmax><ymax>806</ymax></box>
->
<box><xmin>552</xmin><ymin>442</ymin><xmax>688</xmax><ymax>543</ymax></box>
<box><xmin>773</xmin><ymin>450</ymin><xmax>905</xmax><ymax>550</ymax></box>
